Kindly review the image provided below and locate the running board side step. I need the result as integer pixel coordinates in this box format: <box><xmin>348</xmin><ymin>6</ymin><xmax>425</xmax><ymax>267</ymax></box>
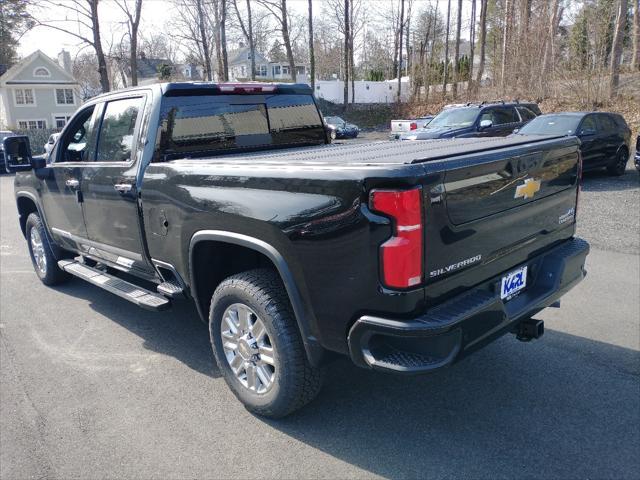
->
<box><xmin>58</xmin><ymin>259</ymin><xmax>171</xmax><ymax>311</ymax></box>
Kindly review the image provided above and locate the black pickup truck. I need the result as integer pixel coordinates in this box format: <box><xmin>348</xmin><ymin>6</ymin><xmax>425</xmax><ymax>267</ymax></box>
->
<box><xmin>5</xmin><ymin>82</ymin><xmax>589</xmax><ymax>417</ymax></box>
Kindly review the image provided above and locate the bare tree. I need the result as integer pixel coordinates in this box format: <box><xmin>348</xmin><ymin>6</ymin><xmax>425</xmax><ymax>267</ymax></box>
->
<box><xmin>308</xmin><ymin>0</ymin><xmax>315</xmax><ymax>90</ymax></box>
<box><xmin>475</xmin><ymin>0</ymin><xmax>487</xmax><ymax>86</ymax></box>
<box><xmin>632</xmin><ymin>0</ymin><xmax>639</xmax><ymax>71</ymax></box>
<box><xmin>609</xmin><ymin>0</ymin><xmax>629</xmax><ymax>98</ymax></box>
<box><xmin>452</xmin><ymin>0</ymin><xmax>462</xmax><ymax>98</ymax></box>
<box><xmin>442</xmin><ymin>0</ymin><xmax>451</xmax><ymax>98</ymax></box>
<box><xmin>33</xmin><ymin>0</ymin><xmax>110</xmax><ymax>92</ymax></box>
<box><xmin>344</xmin><ymin>0</ymin><xmax>350</xmax><ymax>108</ymax></box>
<box><xmin>220</xmin><ymin>0</ymin><xmax>229</xmax><ymax>81</ymax></box>
<box><xmin>232</xmin><ymin>0</ymin><xmax>255</xmax><ymax>79</ymax></box>
<box><xmin>114</xmin><ymin>0</ymin><xmax>143</xmax><ymax>86</ymax></box>
<box><xmin>257</xmin><ymin>0</ymin><xmax>297</xmax><ymax>82</ymax></box>
<box><xmin>397</xmin><ymin>0</ymin><xmax>405</xmax><ymax>102</ymax></box>
<box><xmin>467</xmin><ymin>0</ymin><xmax>476</xmax><ymax>95</ymax></box>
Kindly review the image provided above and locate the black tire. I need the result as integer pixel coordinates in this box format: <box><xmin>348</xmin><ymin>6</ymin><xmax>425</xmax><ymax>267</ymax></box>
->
<box><xmin>607</xmin><ymin>148</ymin><xmax>628</xmax><ymax>176</ymax></box>
<box><xmin>25</xmin><ymin>213</ymin><xmax>70</xmax><ymax>286</ymax></box>
<box><xmin>209</xmin><ymin>268</ymin><xmax>323</xmax><ymax>418</ymax></box>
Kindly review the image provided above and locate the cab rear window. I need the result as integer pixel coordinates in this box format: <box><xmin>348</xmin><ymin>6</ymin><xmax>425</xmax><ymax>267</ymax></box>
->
<box><xmin>154</xmin><ymin>94</ymin><xmax>325</xmax><ymax>161</ymax></box>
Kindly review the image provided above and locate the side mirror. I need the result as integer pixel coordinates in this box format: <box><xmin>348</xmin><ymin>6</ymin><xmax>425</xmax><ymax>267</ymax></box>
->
<box><xmin>479</xmin><ymin>119</ymin><xmax>493</xmax><ymax>130</ymax></box>
<box><xmin>3</xmin><ymin>136</ymin><xmax>33</xmax><ymax>172</ymax></box>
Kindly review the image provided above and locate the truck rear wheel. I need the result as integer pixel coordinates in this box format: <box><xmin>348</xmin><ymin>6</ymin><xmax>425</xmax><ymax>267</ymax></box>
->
<box><xmin>25</xmin><ymin>213</ymin><xmax>69</xmax><ymax>286</ymax></box>
<box><xmin>209</xmin><ymin>269</ymin><xmax>323</xmax><ymax>418</ymax></box>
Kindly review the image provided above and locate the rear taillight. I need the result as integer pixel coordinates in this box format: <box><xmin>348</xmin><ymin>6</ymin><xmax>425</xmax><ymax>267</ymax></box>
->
<box><xmin>370</xmin><ymin>187</ymin><xmax>424</xmax><ymax>289</ymax></box>
<box><xmin>410</xmin><ymin>122</ymin><xmax>418</xmax><ymax>130</ymax></box>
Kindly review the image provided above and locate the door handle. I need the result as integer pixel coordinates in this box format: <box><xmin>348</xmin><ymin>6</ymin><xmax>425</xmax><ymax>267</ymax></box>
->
<box><xmin>113</xmin><ymin>183</ymin><xmax>133</xmax><ymax>193</ymax></box>
<box><xmin>65</xmin><ymin>178</ymin><xmax>79</xmax><ymax>189</ymax></box>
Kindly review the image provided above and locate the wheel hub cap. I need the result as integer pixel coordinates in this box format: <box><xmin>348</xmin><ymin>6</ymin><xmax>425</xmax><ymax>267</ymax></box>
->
<box><xmin>30</xmin><ymin>228</ymin><xmax>47</xmax><ymax>275</ymax></box>
<box><xmin>221</xmin><ymin>303</ymin><xmax>276</xmax><ymax>394</ymax></box>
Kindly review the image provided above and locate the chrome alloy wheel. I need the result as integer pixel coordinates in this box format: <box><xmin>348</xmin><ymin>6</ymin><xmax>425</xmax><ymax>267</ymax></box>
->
<box><xmin>221</xmin><ymin>303</ymin><xmax>276</xmax><ymax>394</ymax></box>
<box><xmin>30</xmin><ymin>227</ymin><xmax>47</xmax><ymax>275</ymax></box>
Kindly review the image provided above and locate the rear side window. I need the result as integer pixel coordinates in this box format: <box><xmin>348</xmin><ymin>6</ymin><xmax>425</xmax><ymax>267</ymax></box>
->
<box><xmin>597</xmin><ymin>114</ymin><xmax>615</xmax><ymax>131</ymax></box>
<box><xmin>580</xmin><ymin>115</ymin><xmax>597</xmax><ymax>134</ymax></box>
<box><xmin>481</xmin><ymin>107</ymin><xmax>518</xmax><ymax>125</ymax></box>
<box><xmin>95</xmin><ymin>97</ymin><xmax>143</xmax><ymax>162</ymax></box>
<box><xmin>155</xmin><ymin>94</ymin><xmax>324</xmax><ymax>161</ymax></box>
<box><xmin>516</xmin><ymin>107</ymin><xmax>536</xmax><ymax>121</ymax></box>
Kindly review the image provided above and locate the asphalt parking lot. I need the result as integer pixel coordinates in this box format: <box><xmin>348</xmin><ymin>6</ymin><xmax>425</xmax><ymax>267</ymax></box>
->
<box><xmin>1</xmin><ymin>159</ymin><xmax>639</xmax><ymax>479</ymax></box>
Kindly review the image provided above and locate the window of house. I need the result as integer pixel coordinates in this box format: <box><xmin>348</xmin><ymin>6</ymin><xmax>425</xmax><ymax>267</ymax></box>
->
<box><xmin>282</xmin><ymin>66</ymin><xmax>289</xmax><ymax>75</ymax></box>
<box><xmin>95</xmin><ymin>97</ymin><xmax>143</xmax><ymax>162</ymax></box>
<box><xmin>15</xmin><ymin>88</ymin><xmax>34</xmax><ymax>105</ymax></box>
<box><xmin>55</xmin><ymin>88</ymin><xmax>75</xmax><ymax>105</ymax></box>
<box><xmin>34</xmin><ymin>67</ymin><xmax>50</xmax><ymax>77</ymax></box>
<box><xmin>18</xmin><ymin>120</ymin><xmax>47</xmax><ymax>129</ymax></box>
<box><xmin>259</xmin><ymin>65</ymin><xmax>267</xmax><ymax>76</ymax></box>
<box><xmin>54</xmin><ymin>115</ymin><xmax>72</xmax><ymax>129</ymax></box>
<box><xmin>273</xmin><ymin>66</ymin><xmax>281</xmax><ymax>76</ymax></box>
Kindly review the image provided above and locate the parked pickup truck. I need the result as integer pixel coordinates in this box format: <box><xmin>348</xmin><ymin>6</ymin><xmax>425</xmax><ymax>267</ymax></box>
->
<box><xmin>390</xmin><ymin>116</ymin><xmax>434</xmax><ymax>139</ymax></box>
<box><xmin>5</xmin><ymin>82</ymin><xmax>589</xmax><ymax>418</ymax></box>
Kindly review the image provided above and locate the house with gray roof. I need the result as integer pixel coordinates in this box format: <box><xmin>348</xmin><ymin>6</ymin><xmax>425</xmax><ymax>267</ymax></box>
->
<box><xmin>228</xmin><ymin>47</ymin><xmax>308</xmax><ymax>82</ymax></box>
<box><xmin>0</xmin><ymin>50</ymin><xmax>81</xmax><ymax>130</ymax></box>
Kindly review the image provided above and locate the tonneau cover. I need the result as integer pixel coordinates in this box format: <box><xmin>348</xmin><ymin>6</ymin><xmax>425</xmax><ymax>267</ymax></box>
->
<box><xmin>177</xmin><ymin>135</ymin><xmax>573</xmax><ymax>166</ymax></box>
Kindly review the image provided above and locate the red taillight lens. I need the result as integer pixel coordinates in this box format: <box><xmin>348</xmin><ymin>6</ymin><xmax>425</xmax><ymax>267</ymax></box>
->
<box><xmin>410</xmin><ymin>122</ymin><xmax>418</xmax><ymax>130</ymax></box>
<box><xmin>370</xmin><ymin>187</ymin><xmax>424</xmax><ymax>289</ymax></box>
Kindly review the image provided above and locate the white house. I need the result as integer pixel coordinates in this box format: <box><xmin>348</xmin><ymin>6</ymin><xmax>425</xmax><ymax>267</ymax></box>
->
<box><xmin>0</xmin><ymin>50</ymin><xmax>81</xmax><ymax>131</ymax></box>
<box><xmin>228</xmin><ymin>47</ymin><xmax>308</xmax><ymax>82</ymax></box>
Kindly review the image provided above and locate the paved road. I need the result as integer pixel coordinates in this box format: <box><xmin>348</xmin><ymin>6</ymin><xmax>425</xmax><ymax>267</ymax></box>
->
<box><xmin>1</xmin><ymin>165</ymin><xmax>639</xmax><ymax>479</ymax></box>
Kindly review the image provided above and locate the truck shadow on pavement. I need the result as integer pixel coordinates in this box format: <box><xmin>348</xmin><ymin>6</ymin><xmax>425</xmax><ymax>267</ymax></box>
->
<box><xmin>268</xmin><ymin>330</ymin><xmax>639</xmax><ymax>478</ymax></box>
<box><xmin>53</xmin><ymin>280</ymin><xmax>639</xmax><ymax>478</ymax></box>
<box><xmin>55</xmin><ymin>281</ymin><xmax>221</xmax><ymax>379</ymax></box>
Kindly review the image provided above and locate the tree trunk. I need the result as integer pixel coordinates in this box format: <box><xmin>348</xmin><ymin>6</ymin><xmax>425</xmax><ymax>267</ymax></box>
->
<box><xmin>247</xmin><ymin>0</ymin><xmax>255</xmax><ymax>80</ymax></box>
<box><xmin>90</xmin><ymin>0</ymin><xmax>110</xmax><ymax>92</ymax></box>
<box><xmin>468</xmin><ymin>0</ymin><xmax>476</xmax><ymax>95</ymax></box>
<box><xmin>343</xmin><ymin>0</ymin><xmax>349</xmax><ymax>109</ymax></box>
<box><xmin>350</xmin><ymin>0</ymin><xmax>355</xmax><ymax>104</ymax></box>
<box><xmin>281</xmin><ymin>0</ymin><xmax>297</xmax><ymax>82</ymax></box>
<box><xmin>220</xmin><ymin>0</ymin><xmax>228</xmax><ymax>81</ymax></box>
<box><xmin>610</xmin><ymin>0</ymin><xmax>629</xmax><ymax>98</ymax></box>
<box><xmin>129</xmin><ymin>0</ymin><xmax>143</xmax><ymax>86</ymax></box>
<box><xmin>475</xmin><ymin>0</ymin><xmax>487</xmax><ymax>86</ymax></box>
<box><xmin>452</xmin><ymin>0</ymin><xmax>462</xmax><ymax>98</ymax></box>
<box><xmin>442</xmin><ymin>0</ymin><xmax>451</xmax><ymax>99</ymax></box>
<box><xmin>500</xmin><ymin>0</ymin><xmax>511</xmax><ymax>91</ymax></box>
<box><xmin>632</xmin><ymin>0</ymin><xmax>639</xmax><ymax>71</ymax></box>
<box><xmin>397</xmin><ymin>0</ymin><xmax>404</xmax><ymax>103</ymax></box>
<box><xmin>308</xmin><ymin>0</ymin><xmax>315</xmax><ymax>90</ymax></box>
<box><xmin>197</xmin><ymin>0</ymin><xmax>213</xmax><ymax>80</ymax></box>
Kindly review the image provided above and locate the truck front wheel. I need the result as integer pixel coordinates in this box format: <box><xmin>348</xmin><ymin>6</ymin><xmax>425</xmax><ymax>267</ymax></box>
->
<box><xmin>209</xmin><ymin>269</ymin><xmax>323</xmax><ymax>418</ymax></box>
<box><xmin>25</xmin><ymin>213</ymin><xmax>70</xmax><ymax>286</ymax></box>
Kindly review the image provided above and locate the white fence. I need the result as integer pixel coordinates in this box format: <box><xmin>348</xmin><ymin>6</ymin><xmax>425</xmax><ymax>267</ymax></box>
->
<box><xmin>312</xmin><ymin>79</ymin><xmax>411</xmax><ymax>104</ymax></box>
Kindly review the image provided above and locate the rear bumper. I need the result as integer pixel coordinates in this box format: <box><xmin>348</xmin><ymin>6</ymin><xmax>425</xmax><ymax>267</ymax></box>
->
<box><xmin>348</xmin><ymin>237</ymin><xmax>590</xmax><ymax>374</ymax></box>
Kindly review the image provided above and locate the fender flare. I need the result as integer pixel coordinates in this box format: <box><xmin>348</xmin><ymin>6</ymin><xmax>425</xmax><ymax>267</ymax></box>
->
<box><xmin>15</xmin><ymin>190</ymin><xmax>65</xmax><ymax>259</ymax></box>
<box><xmin>189</xmin><ymin>230</ymin><xmax>324</xmax><ymax>366</ymax></box>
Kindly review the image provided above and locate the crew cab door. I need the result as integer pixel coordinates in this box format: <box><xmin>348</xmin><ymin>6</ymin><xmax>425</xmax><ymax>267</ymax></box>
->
<box><xmin>79</xmin><ymin>94</ymin><xmax>154</xmax><ymax>278</ymax></box>
<box><xmin>41</xmin><ymin>104</ymin><xmax>100</xmax><ymax>249</ymax></box>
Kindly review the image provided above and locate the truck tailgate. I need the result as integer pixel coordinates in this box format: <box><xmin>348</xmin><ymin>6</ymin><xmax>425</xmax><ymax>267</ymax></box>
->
<box><xmin>422</xmin><ymin>137</ymin><xmax>580</xmax><ymax>300</ymax></box>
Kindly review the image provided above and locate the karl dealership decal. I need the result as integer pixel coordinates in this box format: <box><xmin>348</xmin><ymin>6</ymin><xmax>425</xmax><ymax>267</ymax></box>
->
<box><xmin>558</xmin><ymin>207</ymin><xmax>575</xmax><ymax>225</ymax></box>
<box><xmin>429</xmin><ymin>254</ymin><xmax>482</xmax><ymax>278</ymax></box>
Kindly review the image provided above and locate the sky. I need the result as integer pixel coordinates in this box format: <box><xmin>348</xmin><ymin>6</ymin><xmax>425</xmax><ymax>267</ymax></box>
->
<box><xmin>19</xmin><ymin>0</ymin><xmax>472</xmax><ymax>62</ymax></box>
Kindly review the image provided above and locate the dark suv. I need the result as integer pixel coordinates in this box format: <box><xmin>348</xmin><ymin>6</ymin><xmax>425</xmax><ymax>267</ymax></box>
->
<box><xmin>513</xmin><ymin>112</ymin><xmax>631</xmax><ymax>176</ymax></box>
<box><xmin>400</xmin><ymin>102</ymin><xmax>538</xmax><ymax>140</ymax></box>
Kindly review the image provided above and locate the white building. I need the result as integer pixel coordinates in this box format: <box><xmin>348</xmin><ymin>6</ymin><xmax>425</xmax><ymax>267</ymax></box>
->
<box><xmin>0</xmin><ymin>50</ymin><xmax>81</xmax><ymax>130</ymax></box>
<box><xmin>313</xmin><ymin>78</ymin><xmax>411</xmax><ymax>104</ymax></box>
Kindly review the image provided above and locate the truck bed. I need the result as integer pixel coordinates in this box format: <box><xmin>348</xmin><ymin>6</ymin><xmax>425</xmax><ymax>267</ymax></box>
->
<box><xmin>173</xmin><ymin>135</ymin><xmax>569</xmax><ymax>166</ymax></box>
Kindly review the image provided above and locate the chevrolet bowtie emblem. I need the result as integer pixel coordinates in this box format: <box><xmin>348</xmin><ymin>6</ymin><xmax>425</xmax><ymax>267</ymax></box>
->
<box><xmin>514</xmin><ymin>178</ymin><xmax>541</xmax><ymax>200</ymax></box>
